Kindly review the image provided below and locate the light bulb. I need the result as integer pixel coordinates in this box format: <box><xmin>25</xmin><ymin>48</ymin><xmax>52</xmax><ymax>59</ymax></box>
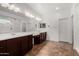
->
<box><xmin>8</xmin><ymin>4</ymin><xmax>15</xmax><ymax>10</ymax></box>
<box><xmin>1</xmin><ymin>3</ymin><xmax>10</xmax><ymax>8</ymax></box>
<box><xmin>36</xmin><ymin>17</ymin><xmax>42</xmax><ymax>21</ymax></box>
<box><xmin>8</xmin><ymin>4</ymin><xmax>21</xmax><ymax>13</ymax></box>
<box><xmin>14</xmin><ymin>7</ymin><xmax>21</xmax><ymax>12</ymax></box>
<box><xmin>25</xmin><ymin>11</ymin><xmax>35</xmax><ymax>18</ymax></box>
<box><xmin>56</xmin><ymin>7</ymin><xmax>59</xmax><ymax>10</ymax></box>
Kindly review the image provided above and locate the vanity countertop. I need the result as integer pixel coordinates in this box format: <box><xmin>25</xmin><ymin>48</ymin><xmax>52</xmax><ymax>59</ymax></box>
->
<box><xmin>0</xmin><ymin>29</ymin><xmax>47</xmax><ymax>41</ymax></box>
<box><xmin>0</xmin><ymin>32</ymin><xmax>33</xmax><ymax>41</ymax></box>
<box><xmin>33</xmin><ymin>29</ymin><xmax>47</xmax><ymax>36</ymax></box>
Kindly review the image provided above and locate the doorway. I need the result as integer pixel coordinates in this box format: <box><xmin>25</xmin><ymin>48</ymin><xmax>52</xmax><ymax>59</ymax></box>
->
<box><xmin>59</xmin><ymin>16</ymin><xmax>73</xmax><ymax>44</ymax></box>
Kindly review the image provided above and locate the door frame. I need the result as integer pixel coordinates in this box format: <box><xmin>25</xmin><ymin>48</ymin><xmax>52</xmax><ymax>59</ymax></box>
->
<box><xmin>58</xmin><ymin>16</ymin><xmax>74</xmax><ymax>46</ymax></box>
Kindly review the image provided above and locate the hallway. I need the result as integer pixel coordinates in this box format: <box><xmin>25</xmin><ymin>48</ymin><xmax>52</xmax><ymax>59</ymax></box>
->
<box><xmin>26</xmin><ymin>41</ymin><xmax>78</xmax><ymax>56</ymax></box>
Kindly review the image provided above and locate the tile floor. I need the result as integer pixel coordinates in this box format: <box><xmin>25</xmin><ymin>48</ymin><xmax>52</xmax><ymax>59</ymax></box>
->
<box><xmin>25</xmin><ymin>40</ymin><xmax>79</xmax><ymax>56</ymax></box>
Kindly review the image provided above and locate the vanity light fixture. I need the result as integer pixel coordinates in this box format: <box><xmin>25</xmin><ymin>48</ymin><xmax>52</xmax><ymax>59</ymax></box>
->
<box><xmin>8</xmin><ymin>4</ymin><xmax>15</xmax><ymax>10</ymax></box>
<box><xmin>8</xmin><ymin>4</ymin><xmax>21</xmax><ymax>13</ymax></box>
<box><xmin>0</xmin><ymin>3</ymin><xmax>10</xmax><ymax>8</ymax></box>
<box><xmin>14</xmin><ymin>7</ymin><xmax>21</xmax><ymax>12</ymax></box>
<box><xmin>0</xmin><ymin>3</ymin><xmax>21</xmax><ymax>13</ymax></box>
<box><xmin>36</xmin><ymin>17</ymin><xmax>42</xmax><ymax>21</ymax></box>
<box><xmin>25</xmin><ymin>11</ymin><xmax>35</xmax><ymax>18</ymax></box>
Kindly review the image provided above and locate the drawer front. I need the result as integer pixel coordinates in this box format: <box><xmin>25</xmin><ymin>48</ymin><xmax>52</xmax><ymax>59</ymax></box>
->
<box><xmin>34</xmin><ymin>35</ymin><xmax>40</xmax><ymax>44</ymax></box>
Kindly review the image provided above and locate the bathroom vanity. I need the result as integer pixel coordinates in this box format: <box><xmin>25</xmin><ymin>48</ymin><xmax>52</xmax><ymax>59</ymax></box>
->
<box><xmin>0</xmin><ymin>33</ymin><xmax>33</xmax><ymax>56</ymax></box>
<box><xmin>0</xmin><ymin>6</ymin><xmax>47</xmax><ymax>56</ymax></box>
<box><xmin>40</xmin><ymin>32</ymin><xmax>47</xmax><ymax>43</ymax></box>
<box><xmin>0</xmin><ymin>31</ymin><xmax>47</xmax><ymax>56</ymax></box>
<box><xmin>33</xmin><ymin>32</ymin><xmax>47</xmax><ymax>45</ymax></box>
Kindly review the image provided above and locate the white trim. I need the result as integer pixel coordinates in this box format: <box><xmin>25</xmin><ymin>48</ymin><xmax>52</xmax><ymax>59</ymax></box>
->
<box><xmin>73</xmin><ymin>47</ymin><xmax>79</xmax><ymax>54</ymax></box>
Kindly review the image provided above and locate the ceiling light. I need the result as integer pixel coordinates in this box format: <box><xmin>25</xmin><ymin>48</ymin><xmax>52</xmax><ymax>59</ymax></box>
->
<box><xmin>14</xmin><ymin>7</ymin><xmax>21</xmax><ymax>12</ymax></box>
<box><xmin>8</xmin><ymin>4</ymin><xmax>15</xmax><ymax>10</ymax></box>
<box><xmin>56</xmin><ymin>7</ymin><xmax>59</xmax><ymax>10</ymax></box>
<box><xmin>36</xmin><ymin>17</ymin><xmax>42</xmax><ymax>21</ymax></box>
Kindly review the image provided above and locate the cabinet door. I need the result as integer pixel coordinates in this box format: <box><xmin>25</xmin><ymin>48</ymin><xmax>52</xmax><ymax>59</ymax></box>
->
<box><xmin>40</xmin><ymin>32</ymin><xmax>47</xmax><ymax>43</ymax></box>
<box><xmin>43</xmin><ymin>32</ymin><xmax>45</xmax><ymax>41</ymax></box>
<box><xmin>34</xmin><ymin>35</ymin><xmax>40</xmax><ymax>44</ymax></box>
<box><xmin>45</xmin><ymin>32</ymin><xmax>47</xmax><ymax>41</ymax></box>
<box><xmin>40</xmin><ymin>33</ymin><xmax>43</xmax><ymax>43</ymax></box>
<box><xmin>20</xmin><ymin>36</ymin><xmax>29</xmax><ymax>55</ymax></box>
<box><xmin>6</xmin><ymin>38</ymin><xmax>19</xmax><ymax>56</ymax></box>
<box><xmin>0</xmin><ymin>40</ymin><xmax>8</xmax><ymax>56</ymax></box>
<box><xmin>28</xmin><ymin>35</ymin><xmax>33</xmax><ymax>50</ymax></box>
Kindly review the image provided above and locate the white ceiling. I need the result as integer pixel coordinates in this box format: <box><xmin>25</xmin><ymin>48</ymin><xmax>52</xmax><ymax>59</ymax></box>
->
<box><xmin>0</xmin><ymin>3</ymin><xmax>74</xmax><ymax>22</ymax></box>
<box><xmin>27</xmin><ymin>3</ymin><xmax>73</xmax><ymax>15</ymax></box>
<box><xmin>13</xmin><ymin>3</ymin><xmax>73</xmax><ymax>18</ymax></box>
<box><xmin>27</xmin><ymin>3</ymin><xmax>73</xmax><ymax>18</ymax></box>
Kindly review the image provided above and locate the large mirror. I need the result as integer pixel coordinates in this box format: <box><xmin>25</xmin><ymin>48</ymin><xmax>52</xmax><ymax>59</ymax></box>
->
<box><xmin>0</xmin><ymin>17</ymin><xmax>12</xmax><ymax>34</ymax></box>
<box><xmin>0</xmin><ymin>16</ymin><xmax>38</xmax><ymax>34</ymax></box>
<box><xmin>0</xmin><ymin>16</ymin><xmax>30</xmax><ymax>34</ymax></box>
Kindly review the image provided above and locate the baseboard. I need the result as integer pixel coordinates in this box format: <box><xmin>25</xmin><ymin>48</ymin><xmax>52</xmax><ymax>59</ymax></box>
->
<box><xmin>73</xmin><ymin>47</ymin><xmax>79</xmax><ymax>54</ymax></box>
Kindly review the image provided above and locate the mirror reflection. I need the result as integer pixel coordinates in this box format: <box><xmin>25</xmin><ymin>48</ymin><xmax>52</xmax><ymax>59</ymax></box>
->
<box><xmin>0</xmin><ymin>17</ymin><xmax>12</xmax><ymax>34</ymax></box>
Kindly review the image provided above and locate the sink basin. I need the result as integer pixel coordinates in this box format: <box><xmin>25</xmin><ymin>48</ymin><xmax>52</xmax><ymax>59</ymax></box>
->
<box><xmin>33</xmin><ymin>31</ymin><xmax>40</xmax><ymax>36</ymax></box>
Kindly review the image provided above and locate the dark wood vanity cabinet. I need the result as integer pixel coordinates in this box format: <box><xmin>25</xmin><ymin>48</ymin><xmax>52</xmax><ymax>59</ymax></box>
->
<box><xmin>40</xmin><ymin>32</ymin><xmax>47</xmax><ymax>43</ymax></box>
<box><xmin>0</xmin><ymin>35</ymin><xmax>33</xmax><ymax>56</ymax></box>
<box><xmin>27</xmin><ymin>35</ymin><xmax>33</xmax><ymax>50</ymax></box>
<box><xmin>20</xmin><ymin>36</ymin><xmax>29</xmax><ymax>55</ymax></box>
<box><xmin>20</xmin><ymin>35</ymin><xmax>33</xmax><ymax>56</ymax></box>
<box><xmin>34</xmin><ymin>35</ymin><xmax>40</xmax><ymax>44</ymax></box>
<box><xmin>0</xmin><ymin>40</ymin><xmax>8</xmax><ymax>56</ymax></box>
<box><xmin>6</xmin><ymin>38</ymin><xmax>19</xmax><ymax>56</ymax></box>
<box><xmin>34</xmin><ymin>32</ymin><xmax>47</xmax><ymax>44</ymax></box>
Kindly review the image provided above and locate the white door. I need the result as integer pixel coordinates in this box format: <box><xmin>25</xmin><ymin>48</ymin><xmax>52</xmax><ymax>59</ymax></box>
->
<box><xmin>59</xmin><ymin>17</ymin><xmax>72</xmax><ymax>44</ymax></box>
